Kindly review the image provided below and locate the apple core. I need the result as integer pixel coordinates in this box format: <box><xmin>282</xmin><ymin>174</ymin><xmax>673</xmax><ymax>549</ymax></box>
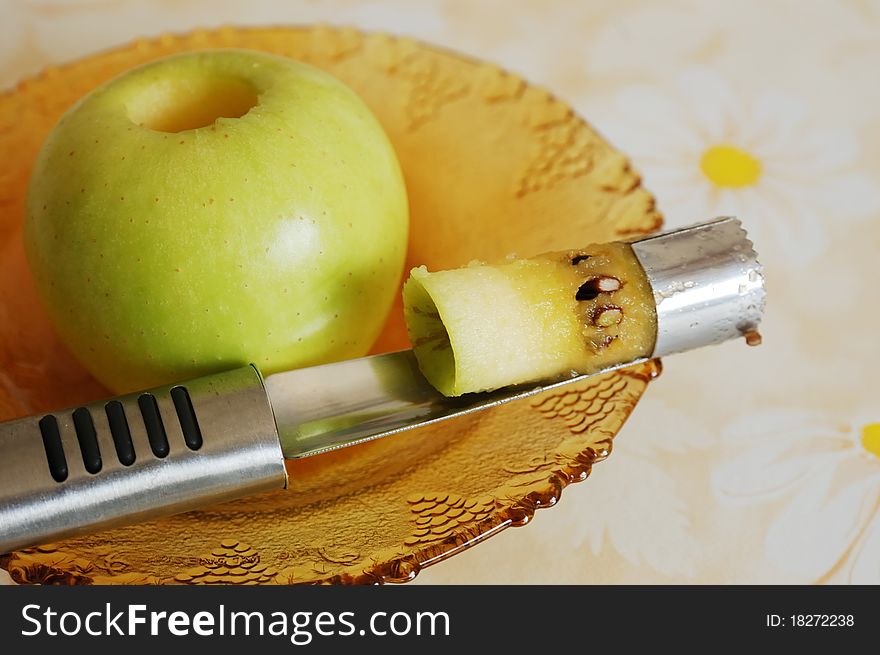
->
<box><xmin>403</xmin><ymin>243</ymin><xmax>658</xmax><ymax>396</ymax></box>
<box><xmin>126</xmin><ymin>76</ymin><xmax>259</xmax><ymax>132</ymax></box>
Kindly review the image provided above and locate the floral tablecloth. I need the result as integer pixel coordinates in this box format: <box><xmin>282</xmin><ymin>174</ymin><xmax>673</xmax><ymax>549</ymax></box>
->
<box><xmin>2</xmin><ymin>0</ymin><xmax>878</xmax><ymax>584</ymax></box>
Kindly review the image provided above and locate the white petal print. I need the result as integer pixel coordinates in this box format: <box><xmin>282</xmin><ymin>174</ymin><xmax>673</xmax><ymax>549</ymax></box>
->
<box><xmin>584</xmin><ymin>68</ymin><xmax>875</xmax><ymax>267</ymax></box>
<box><xmin>613</xmin><ymin>88</ymin><xmax>705</xmax><ymax>155</ymax></box>
<box><xmin>814</xmin><ymin>173</ymin><xmax>880</xmax><ymax>218</ymax></box>
<box><xmin>721</xmin><ymin>409</ymin><xmax>846</xmax><ymax>445</ymax></box>
<box><xmin>581</xmin><ymin>451</ymin><xmax>703</xmax><ymax>578</ymax></box>
<box><xmin>676</xmin><ymin>68</ymin><xmax>743</xmax><ymax>141</ymax></box>
<box><xmin>775</xmin><ymin>129</ymin><xmax>858</xmax><ymax>176</ymax></box>
<box><xmin>718</xmin><ymin>408</ymin><xmax>880</xmax><ymax>582</ymax></box>
<box><xmin>714</xmin><ymin>439</ymin><xmax>846</xmax><ymax>504</ymax></box>
<box><xmin>716</xmin><ymin>410</ymin><xmax>854</xmax><ymax>502</ymax></box>
<box><xmin>660</xmin><ymin>190</ymin><xmax>715</xmax><ymax>228</ymax></box>
<box><xmin>747</xmin><ymin>183</ymin><xmax>829</xmax><ymax>265</ymax></box>
<box><xmin>557</xmin><ymin>402</ymin><xmax>712</xmax><ymax>578</ymax></box>
<box><xmin>764</xmin><ymin>461</ymin><xmax>880</xmax><ymax>579</ymax></box>
<box><xmin>586</xmin><ymin>7</ymin><xmax>719</xmax><ymax>77</ymax></box>
<box><xmin>849</xmin><ymin>510</ymin><xmax>880</xmax><ymax>584</ymax></box>
<box><xmin>737</xmin><ymin>93</ymin><xmax>803</xmax><ymax>149</ymax></box>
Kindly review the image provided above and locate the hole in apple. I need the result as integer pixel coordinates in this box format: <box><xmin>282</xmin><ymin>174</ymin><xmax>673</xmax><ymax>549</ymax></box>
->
<box><xmin>126</xmin><ymin>76</ymin><xmax>259</xmax><ymax>133</ymax></box>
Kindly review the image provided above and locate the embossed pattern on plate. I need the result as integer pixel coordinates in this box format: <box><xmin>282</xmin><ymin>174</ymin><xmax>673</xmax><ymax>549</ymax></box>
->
<box><xmin>0</xmin><ymin>26</ymin><xmax>661</xmax><ymax>584</ymax></box>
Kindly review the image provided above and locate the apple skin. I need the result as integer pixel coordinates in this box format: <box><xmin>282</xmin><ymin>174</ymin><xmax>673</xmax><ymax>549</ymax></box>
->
<box><xmin>25</xmin><ymin>50</ymin><xmax>408</xmax><ymax>393</ymax></box>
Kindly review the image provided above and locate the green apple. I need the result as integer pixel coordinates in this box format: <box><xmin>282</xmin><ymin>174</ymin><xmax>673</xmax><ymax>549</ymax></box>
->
<box><xmin>25</xmin><ymin>49</ymin><xmax>408</xmax><ymax>393</ymax></box>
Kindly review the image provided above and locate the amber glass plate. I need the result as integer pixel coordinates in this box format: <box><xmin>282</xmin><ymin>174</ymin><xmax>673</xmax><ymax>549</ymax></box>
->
<box><xmin>0</xmin><ymin>26</ymin><xmax>662</xmax><ymax>584</ymax></box>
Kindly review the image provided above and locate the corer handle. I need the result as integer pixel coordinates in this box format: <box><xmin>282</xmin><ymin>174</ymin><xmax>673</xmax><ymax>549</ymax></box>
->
<box><xmin>0</xmin><ymin>365</ymin><xmax>286</xmax><ymax>554</ymax></box>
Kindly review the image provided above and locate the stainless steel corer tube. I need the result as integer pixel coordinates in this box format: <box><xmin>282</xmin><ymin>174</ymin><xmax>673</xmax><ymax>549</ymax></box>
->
<box><xmin>0</xmin><ymin>217</ymin><xmax>765</xmax><ymax>554</ymax></box>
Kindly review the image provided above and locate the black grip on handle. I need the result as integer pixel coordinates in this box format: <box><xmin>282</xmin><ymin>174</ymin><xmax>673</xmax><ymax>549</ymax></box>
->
<box><xmin>171</xmin><ymin>386</ymin><xmax>203</xmax><ymax>451</ymax></box>
<box><xmin>38</xmin><ymin>415</ymin><xmax>67</xmax><ymax>483</ymax></box>
<box><xmin>36</xmin><ymin>391</ymin><xmax>204</xmax><ymax>483</ymax></box>
<box><xmin>72</xmin><ymin>407</ymin><xmax>102</xmax><ymax>474</ymax></box>
<box><xmin>0</xmin><ymin>365</ymin><xmax>287</xmax><ymax>554</ymax></box>
<box><xmin>105</xmin><ymin>400</ymin><xmax>136</xmax><ymax>466</ymax></box>
<box><xmin>138</xmin><ymin>393</ymin><xmax>170</xmax><ymax>458</ymax></box>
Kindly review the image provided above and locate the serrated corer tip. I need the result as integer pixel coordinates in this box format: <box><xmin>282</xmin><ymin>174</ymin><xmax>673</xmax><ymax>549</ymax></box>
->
<box><xmin>630</xmin><ymin>216</ymin><xmax>766</xmax><ymax>357</ymax></box>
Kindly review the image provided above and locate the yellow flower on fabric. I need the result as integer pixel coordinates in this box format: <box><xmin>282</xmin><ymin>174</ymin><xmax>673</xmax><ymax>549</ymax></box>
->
<box><xmin>587</xmin><ymin>67</ymin><xmax>880</xmax><ymax>266</ymax></box>
<box><xmin>714</xmin><ymin>410</ymin><xmax>880</xmax><ymax>583</ymax></box>
<box><xmin>700</xmin><ymin>145</ymin><xmax>762</xmax><ymax>188</ymax></box>
<box><xmin>861</xmin><ymin>423</ymin><xmax>880</xmax><ymax>459</ymax></box>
